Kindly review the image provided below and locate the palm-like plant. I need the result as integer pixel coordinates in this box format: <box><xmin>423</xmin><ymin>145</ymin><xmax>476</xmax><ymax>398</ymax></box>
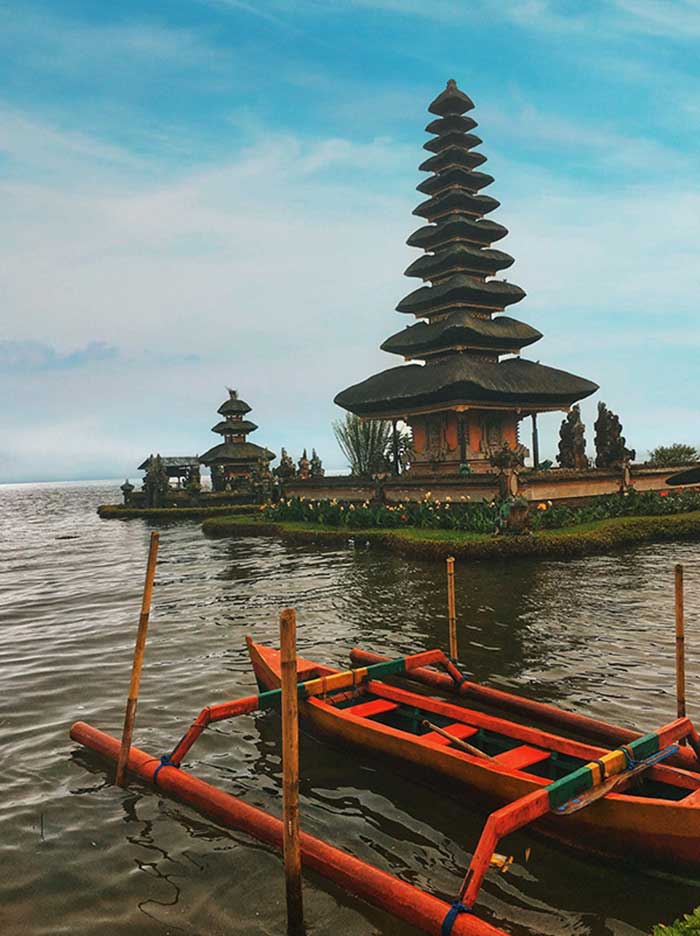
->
<box><xmin>333</xmin><ymin>414</ymin><xmax>393</xmax><ymax>477</ymax></box>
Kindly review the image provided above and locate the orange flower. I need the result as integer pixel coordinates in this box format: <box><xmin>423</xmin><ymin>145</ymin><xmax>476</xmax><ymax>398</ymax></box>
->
<box><xmin>660</xmin><ymin>490</ymin><xmax>669</xmax><ymax>497</ymax></box>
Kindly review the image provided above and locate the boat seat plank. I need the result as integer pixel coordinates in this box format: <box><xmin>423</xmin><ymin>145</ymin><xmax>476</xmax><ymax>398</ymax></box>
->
<box><xmin>495</xmin><ymin>744</ymin><xmax>550</xmax><ymax>771</ymax></box>
<box><xmin>422</xmin><ymin>722</ymin><xmax>478</xmax><ymax>747</ymax></box>
<box><xmin>350</xmin><ymin>699</ymin><xmax>399</xmax><ymax>718</ymax></box>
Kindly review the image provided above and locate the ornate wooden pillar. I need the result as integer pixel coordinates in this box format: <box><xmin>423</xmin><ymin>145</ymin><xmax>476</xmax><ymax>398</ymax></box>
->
<box><xmin>531</xmin><ymin>413</ymin><xmax>540</xmax><ymax>469</ymax></box>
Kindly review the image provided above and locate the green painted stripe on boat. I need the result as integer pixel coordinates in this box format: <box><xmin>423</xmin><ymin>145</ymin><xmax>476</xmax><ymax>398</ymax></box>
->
<box><xmin>547</xmin><ymin>732</ymin><xmax>662</xmax><ymax>809</ymax></box>
<box><xmin>547</xmin><ymin>766</ymin><xmax>594</xmax><ymax>809</ymax></box>
<box><xmin>369</xmin><ymin>658</ymin><xmax>407</xmax><ymax>679</ymax></box>
<box><xmin>258</xmin><ymin>689</ymin><xmax>281</xmax><ymax>708</ymax></box>
<box><xmin>627</xmin><ymin>732</ymin><xmax>659</xmax><ymax>761</ymax></box>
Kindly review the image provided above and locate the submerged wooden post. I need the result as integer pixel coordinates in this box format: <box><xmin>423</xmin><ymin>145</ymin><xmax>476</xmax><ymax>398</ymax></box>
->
<box><xmin>280</xmin><ymin>608</ymin><xmax>305</xmax><ymax>935</ymax></box>
<box><xmin>116</xmin><ymin>531</ymin><xmax>160</xmax><ymax>787</ymax></box>
<box><xmin>446</xmin><ymin>556</ymin><xmax>458</xmax><ymax>660</ymax></box>
<box><xmin>675</xmin><ymin>563</ymin><xmax>686</xmax><ymax>720</ymax></box>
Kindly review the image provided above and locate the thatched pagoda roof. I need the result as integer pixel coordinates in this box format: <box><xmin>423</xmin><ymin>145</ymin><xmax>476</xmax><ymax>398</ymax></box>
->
<box><xmin>211</xmin><ymin>419</ymin><xmax>258</xmax><ymax>435</ymax></box>
<box><xmin>381</xmin><ymin>312</ymin><xmax>541</xmax><ymax>357</ymax></box>
<box><xmin>404</xmin><ymin>244</ymin><xmax>514</xmax><ymax>280</ymax></box>
<box><xmin>217</xmin><ymin>389</ymin><xmax>251</xmax><ymax>416</ymax></box>
<box><xmin>428</xmin><ymin>79</ymin><xmax>475</xmax><ymax>117</ymax></box>
<box><xmin>199</xmin><ymin>442</ymin><xmax>275</xmax><ymax>466</ymax></box>
<box><xmin>335</xmin><ymin>356</ymin><xmax>598</xmax><ymax>416</ymax></box>
<box><xmin>407</xmin><ymin>216</ymin><xmax>508</xmax><ymax>250</ymax></box>
<box><xmin>397</xmin><ymin>273</ymin><xmax>526</xmax><ymax>315</ymax></box>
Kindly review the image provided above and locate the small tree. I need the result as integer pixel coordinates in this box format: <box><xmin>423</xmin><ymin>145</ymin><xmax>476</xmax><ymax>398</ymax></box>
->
<box><xmin>557</xmin><ymin>405</ymin><xmax>588</xmax><ymax>469</ymax></box>
<box><xmin>648</xmin><ymin>444</ymin><xmax>698</xmax><ymax>467</ymax></box>
<box><xmin>333</xmin><ymin>413</ymin><xmax>392</xmax><ymax>476</ymax></box>
<box><xmin>594</xmin><ymin>402</ymin><xmax>635</xmax><ymax>468</ymax></box>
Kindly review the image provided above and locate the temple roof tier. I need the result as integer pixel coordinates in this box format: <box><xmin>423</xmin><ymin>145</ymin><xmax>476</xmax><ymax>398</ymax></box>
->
<box><xmin>397</xmin><ymin>273</ymin><xmax>526</xmax><ymax>315</ymax></box>
<box><xmin>425</xmin><ymin>114</ymin><xmax>478</xmax><ymax>135</ymax></box>
<box><xmin>404</xmin><ymin>244</ymin><xmax>515</xmax><ymax>281</ymax></box>
<box><xmin>428</xmin><ymin>80</ymin><xmax>475</xmax><ymax>117</ymax></box>
<box><xmin>407</xmin><ymin>215</ymin><xmax>508</xmax><ymax>250</ymax></box>
<box><xmin>217</xmin><ymin>392</ymin><xmax>251</xmax><ymax>416</ymax></box>
<box><xmin>416</xmin><ymin>167</ymin><xmax>494</xmax><ymax>197</ymax></box>
<box><xmin>413</xmin><ymin>190</ymin><xmax>500</xmax><ymax>221</ymax></box>
<box><xmin>419</xmin><ymin>145</ymin><xmax>486</xmax><ymax>174</ymax></box>
<box><xmin>422</xmin><ymin>132</ymin><xmax>484</xmax><ymax>155</ymax></box>
<box><xmin>335</xmin><ymin>356</ymin><xmax>598</xmax><ymax>416</ymax></box>
<box><xmin>211</xmin><ymin>419</ymin><xmax>258</xmax><ymax>435</ymax></box>
<box><xmin>200</xmin><ymin>441</ymin><xmax>275</xmax><ymax>466</ymax></box>
<box><xmin>138</xmin><ymin>456</ymin><xmax>199</xmax><ymax>471</ymax></box>
<box><xmin>381</xmin><ymin>311</ymin><xmax>542</xmax><ymax>357</ymax></box>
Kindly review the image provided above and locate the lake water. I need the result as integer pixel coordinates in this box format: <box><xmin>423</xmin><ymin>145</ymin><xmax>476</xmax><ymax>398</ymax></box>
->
<box><xmin>2</xmin><ymin>481</ymin><xmax>699</xmax><ymax>935</ymax></box>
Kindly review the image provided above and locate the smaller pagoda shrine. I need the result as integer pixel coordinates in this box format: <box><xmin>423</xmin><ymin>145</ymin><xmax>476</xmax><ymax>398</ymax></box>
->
<box><xmin>200</xmin><ymin>389</ymin><xmax>275</xmax><ymax>492</ymax></box>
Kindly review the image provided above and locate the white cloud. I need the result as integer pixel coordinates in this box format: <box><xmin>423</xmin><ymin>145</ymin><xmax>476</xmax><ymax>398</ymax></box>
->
<box><xmin>2</xmin><ymin>98</ymin><xmax>699</xmax><ymax>481</ymax></box>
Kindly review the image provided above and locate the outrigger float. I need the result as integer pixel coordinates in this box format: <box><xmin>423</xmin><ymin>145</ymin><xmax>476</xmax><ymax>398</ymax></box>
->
<box><xmin>71</xmin><ymin>642</ymin><xmax>700</xmax><ymax>935</ymax></box>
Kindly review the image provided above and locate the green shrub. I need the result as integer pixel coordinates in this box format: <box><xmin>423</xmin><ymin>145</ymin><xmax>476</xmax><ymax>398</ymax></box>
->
<box><xmin>653</xmin><ymin>907</ymin><xmax>700</xmax><ymax>935</ymax></box>
<box><xmin>257</xmin><ymin>489</ymin><xmax>700</xmax><ymax>535</ymax></box>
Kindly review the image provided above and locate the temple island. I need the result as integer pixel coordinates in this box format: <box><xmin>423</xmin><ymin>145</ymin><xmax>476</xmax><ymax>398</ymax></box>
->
<box><xmin>119</xmin><ymin>389</ymin><xmax>277</xmax><ymax>510</ymax></box>
<box><xmin>335</xmin><ymin>80</ymin><xmax>598</xmax><ymax>476</ymax></box>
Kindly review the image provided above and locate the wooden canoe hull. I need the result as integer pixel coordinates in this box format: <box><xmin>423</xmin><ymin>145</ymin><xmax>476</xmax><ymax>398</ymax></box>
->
<box><xmin>247</xmin><ymin>640</ymin><xmax>700</xmax><ymax>871</ymax></box>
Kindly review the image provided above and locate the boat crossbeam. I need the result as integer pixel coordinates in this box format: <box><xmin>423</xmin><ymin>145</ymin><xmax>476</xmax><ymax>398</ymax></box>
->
<box><xmin>458</xmin><ymin>717</ymin><xmax>695</xmax><ymax>909</ymax></box>
<box><xmin>167</xmin><ymin>647</ymin><xmax>461</xmax><ymax>766</ymax></box>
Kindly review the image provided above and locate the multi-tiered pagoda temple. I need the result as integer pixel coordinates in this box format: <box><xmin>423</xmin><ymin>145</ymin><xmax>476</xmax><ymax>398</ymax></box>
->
<box><xmin>335</xmin><ymin>80</ymin><xmax>597</xmax><ymax>474</ymax></box>
<box><xmin>200</xmin><ymin>389</ymin><xmax>275</xmax><ymax>490</ymax></box>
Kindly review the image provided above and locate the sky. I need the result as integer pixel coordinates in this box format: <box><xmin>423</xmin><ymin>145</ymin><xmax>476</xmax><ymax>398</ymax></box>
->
<box><xmin>2</xmin><ymin>0</ymin><xmax>699</xmax><ymax>482</ymax></box>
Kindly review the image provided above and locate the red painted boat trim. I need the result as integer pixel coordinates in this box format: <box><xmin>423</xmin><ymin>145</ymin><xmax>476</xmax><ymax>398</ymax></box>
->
<box><xmin>69</xmin><ymin>721</ymin><xmax>505</xmax><ymax>936</ymax></box>
<box><xmin>349</xmin><ymin>647</ymin><xmax>700</xmax><ymax>773</ymax></box>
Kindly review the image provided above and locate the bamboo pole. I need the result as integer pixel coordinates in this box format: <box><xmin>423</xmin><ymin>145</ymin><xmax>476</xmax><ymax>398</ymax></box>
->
<box><xmin>446</xmin><ymin>556</ymin><xmax>457</xmax><ymax>660</ymax></box>
<box><xmin>676</xmin><ymin>563</ymin><xmax>686</xmax><ymax>720</ymax></box>
<box><xmin>280</xmin><ymin>608</ymin><xmax>305</xmax><ymax>935</ymax></box>
<box><xmin>115</xmin><ymin>531</ymin><xmax>160</xmax><ymax>787</ymax></box>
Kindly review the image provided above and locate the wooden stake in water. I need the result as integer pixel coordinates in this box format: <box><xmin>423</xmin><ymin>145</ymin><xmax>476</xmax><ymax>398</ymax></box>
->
<box><xmin>675</xmin><ymin>563</ymin><xmax>686</xmax><ymax>720</ymax></box>
<box><xmin>446</xmin><ymin>556</ymin><xmax>458</xmax><ymax>660</ymax></box>
<box><xmin>280</xmin><ymin>608</ymin><xmax>305</xmax><ymax>935</ymax></box>
<box><xmin>115</xmin><ymin>531</ymin><xmax>160</xmax><ymax>787</ymax></box>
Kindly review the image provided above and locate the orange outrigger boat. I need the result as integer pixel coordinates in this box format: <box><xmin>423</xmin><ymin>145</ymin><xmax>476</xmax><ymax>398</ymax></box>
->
<box><xmin>248</xmin><ymin>639</ymin><xmax>700</xmax><ymax>878</ymax></box>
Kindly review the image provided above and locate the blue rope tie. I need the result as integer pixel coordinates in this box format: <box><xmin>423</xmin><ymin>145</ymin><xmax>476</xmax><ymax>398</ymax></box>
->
<box><xmin>152</xmin><ymin>754</ymin><xmax>178</xmax><ymax>786</ymax></box>
<box><xmin>441</xmin><ymin>900</ymin><xmax>472</xmax><ymax>935</ymax></box>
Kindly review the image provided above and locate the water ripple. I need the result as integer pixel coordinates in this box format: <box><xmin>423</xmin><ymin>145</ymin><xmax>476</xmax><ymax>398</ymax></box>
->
<box><xmin>1</xmin><ymin>481</ymin><xmax>698</xmax><ymax>934</ymax></box>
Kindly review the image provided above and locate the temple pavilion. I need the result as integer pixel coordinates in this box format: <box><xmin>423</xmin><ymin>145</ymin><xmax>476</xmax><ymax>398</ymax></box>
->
<box><xmin>199</xmin><ymin>389</ymin><xmax>275</xmax><ymax>490</ymax></box>
<box><xmin>335</xmin><ymin>80</ymin><xmax>598</xmax><ymax>474</ymax></box>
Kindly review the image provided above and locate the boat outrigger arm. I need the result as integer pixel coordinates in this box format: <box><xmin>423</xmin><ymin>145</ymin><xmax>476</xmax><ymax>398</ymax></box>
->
<box><xmin>456</xmin><ymin>716</ymin><xmax>697</xmax><ymax>911</ymax></box>
<box><xmin>164</xmin><ymin>648</ymin><xmax>467</xmax><ymax>767</ymax></box>
<box><xmin>71</xmin><ymin>648</ymin><xmax>508</xmax><ymax>936</ymax></box>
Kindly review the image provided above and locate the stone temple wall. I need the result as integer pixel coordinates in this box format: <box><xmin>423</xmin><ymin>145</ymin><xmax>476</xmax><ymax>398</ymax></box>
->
<box><xmin>283</xmin><ymin>466</ymin><xmax>697</xmax><ymax>505</ymax></box>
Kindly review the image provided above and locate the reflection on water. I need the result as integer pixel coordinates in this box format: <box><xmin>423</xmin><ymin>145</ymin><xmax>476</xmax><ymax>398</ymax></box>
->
<box><xmin>1</xmin><ymin>481</ymin><xmax>699</xmax><ymax>935</ymax></box>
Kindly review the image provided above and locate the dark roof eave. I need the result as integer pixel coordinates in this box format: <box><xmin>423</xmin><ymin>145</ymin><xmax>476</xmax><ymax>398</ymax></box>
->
<box><xmin>335</xmin><ymin>358</ymin><xmax>598</xmax><ymax>416</ymax></box>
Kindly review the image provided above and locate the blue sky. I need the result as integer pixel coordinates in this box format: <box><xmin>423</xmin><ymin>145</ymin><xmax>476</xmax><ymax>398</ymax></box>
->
<box><xmin>2</xmin><ymin>0</ymin><xmax>699</xmax><ymax>482</ymax></box>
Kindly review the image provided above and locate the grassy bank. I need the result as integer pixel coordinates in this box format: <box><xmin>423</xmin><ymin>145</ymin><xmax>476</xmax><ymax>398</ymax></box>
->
<box><xmin>98</xmin><ymin>504</ymin><xmax>257</xmax><ymax>520</ymax></box>
<box><xmin>201</xmin><ymin>510</ymin><xmax>700</xmax><ymax>559</ymax></box>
